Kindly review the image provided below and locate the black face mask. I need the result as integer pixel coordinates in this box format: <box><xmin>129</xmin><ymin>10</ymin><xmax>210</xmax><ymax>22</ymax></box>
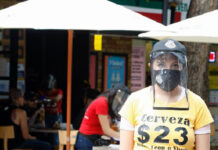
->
<box><xmin>153</xmin><ymin>69</ymin><xmax>181</xmax><ymax>92</ymax></box>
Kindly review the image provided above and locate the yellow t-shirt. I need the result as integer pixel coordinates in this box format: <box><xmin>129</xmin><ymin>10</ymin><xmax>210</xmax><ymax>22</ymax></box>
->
<box><xmin>119</xmin><ymin>86</ymin><xmax>214</xmax><ymax>150</ymax></box>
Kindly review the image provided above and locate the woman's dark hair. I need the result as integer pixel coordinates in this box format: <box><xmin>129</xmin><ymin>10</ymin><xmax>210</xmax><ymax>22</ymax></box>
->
<box><xmin>10</xmin><ymin>88</ymin><xmax>23</xmax><ymax>103</ymax></box>
<box><xmin>99</xmin><ymin>84</ymin><xmax>130</xmax><ymax>121</ymax></box>
<box><xmin>99</xmin><ymin>89</ymin><xmax>117</xmax><ymax>120</ymax></box>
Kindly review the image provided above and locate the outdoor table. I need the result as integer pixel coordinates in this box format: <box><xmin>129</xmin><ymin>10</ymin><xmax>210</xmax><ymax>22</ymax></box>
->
<box><xmin>29</xmin><ymin>128</ymin><xmax>59</xmax><ymax>133</ymax></box>
<box><xmin>29</xmin><ymin>128</ymin><xmax>60</xmax><ymax>148</ymax></box>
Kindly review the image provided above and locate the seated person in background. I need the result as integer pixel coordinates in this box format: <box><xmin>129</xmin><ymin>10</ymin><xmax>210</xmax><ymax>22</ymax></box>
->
<box><xmin>75</xmin><ymin>83</ymin><xmax>131</xmax><ymax>150</ymax></box>
<box><xmin>38</xmin><ymin>74</ymin><xmax>63</xmax><ymax>145</ymax></box>
<box><xmin>24</xmin><ymin>91</ymin><xmax>45</xmax><ymax>128</ymax></box>
<box><xmin>8</xmin><ymin>88</ymin><xmax>52</xmax><ymax>150</ymax></box>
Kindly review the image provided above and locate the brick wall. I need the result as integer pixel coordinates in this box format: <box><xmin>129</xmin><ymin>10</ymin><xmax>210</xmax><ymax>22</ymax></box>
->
<box><xmin>90</xmin><ymin>34</ymin><xmax>132</xmax><ymax>91</ymax></box>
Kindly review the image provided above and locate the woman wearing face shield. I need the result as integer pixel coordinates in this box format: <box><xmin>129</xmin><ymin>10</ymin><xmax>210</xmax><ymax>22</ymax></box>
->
<box><xmin>119</xmin><ymin>39</ymin><xmax>214</xmax><ymax>150</ymax></box>
<box><xmin>75</xmin><ymin>83</ymin><xmax>130</xmax><ymax>150</ymax></box>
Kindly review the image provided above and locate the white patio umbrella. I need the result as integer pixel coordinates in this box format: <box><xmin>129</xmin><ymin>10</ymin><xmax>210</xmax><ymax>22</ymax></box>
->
<box><xmin>139</xmin><ymin>9</ymin><xmax>218</xmax><ymax>43</ymax></box>
<box><xmin>0</xmin><ymin>0</ymin><xmax>165</xmax><ymax>31</ymax></box>
<box><xmin>0</xmin><ymin>0</ymin><xmax>166</xmax><ymax>149</ymax></box>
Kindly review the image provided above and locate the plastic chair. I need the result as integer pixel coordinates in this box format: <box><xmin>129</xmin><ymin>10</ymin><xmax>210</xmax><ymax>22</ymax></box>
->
<box><xmin>0</xmin><ymin>125</ymin><xmax>31</xmax><ymax>150</ymax></box>
<box><xmin>58</xmin><ymin>130</ymin><xmax>78</xmax><ymax>150</ymax></box>
<box><xmin>0</xmin><ymin>125</ymin><xmax>14</xmax><ymax>150</ymax></box>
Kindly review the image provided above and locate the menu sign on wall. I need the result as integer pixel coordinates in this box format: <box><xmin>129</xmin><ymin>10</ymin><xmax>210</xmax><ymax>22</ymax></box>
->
<box><xmin>131</xmin><ymin>39</ymin><xmax>146</xmax><ymax>92</ymax></box>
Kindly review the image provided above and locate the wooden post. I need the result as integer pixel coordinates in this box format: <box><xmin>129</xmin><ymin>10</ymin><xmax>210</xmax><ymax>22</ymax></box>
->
<box><xmin>66</xmin><ymin>30</ymin><xmax>73</xmax><ymax>150</ymax></box>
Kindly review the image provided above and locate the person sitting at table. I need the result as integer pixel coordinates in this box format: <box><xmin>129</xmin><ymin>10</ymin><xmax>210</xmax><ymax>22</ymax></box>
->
<box><xmin>75</xmin><ymin>83</ymin><xmax>131</xmax><ymax>150</ymax></box>
<box><xmin>38</xmin><ymin>74</ymin><xmax>64</xmax><ymax>145</ymax></box>
<box><xmin>8</xmin><ymin>88</ymin><xmax>52</xmax><ymax>150</ymax></box>
<box><xmin>24</xmin><ymin>91</ymin><xmax>45</xmax><ymax>128</ymax></box>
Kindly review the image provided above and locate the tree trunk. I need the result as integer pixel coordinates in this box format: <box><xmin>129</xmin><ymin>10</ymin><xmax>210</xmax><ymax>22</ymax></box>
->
<box><xmin>184</xmin><ymin>0</ymin><xmax>218</xmax><ymax>103</ymax></box>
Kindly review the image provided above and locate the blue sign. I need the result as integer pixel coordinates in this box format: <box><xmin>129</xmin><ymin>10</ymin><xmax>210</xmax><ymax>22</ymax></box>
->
<box><xmin>107</xmin><ymin>56</ymin><xmax>125</xmax><ymax>89</ymax></box>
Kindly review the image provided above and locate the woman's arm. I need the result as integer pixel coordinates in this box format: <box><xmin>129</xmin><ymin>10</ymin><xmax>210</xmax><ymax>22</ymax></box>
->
<box><xmin>120</xmin><ymin>129</ymin><xmax>134</xmax><ymax>150</ymax></box>
<box><xmin>28</xmin><ymin>107</ymin><xmax>44</xmax><ymax>127</ymax></box>
<box><xmin>195</xmin><ymin>133</ymin><xmax>210</xmax><ymax>150</ymax></box>
<box><xmin>19</xmin><ymin>110</ymin><xmax>36</xmax><ymax>140</ymax></box>
<box><xmin>98</xmin><ymin>115</ymin><xmax>120</xmax><ymax>139</ymax></box>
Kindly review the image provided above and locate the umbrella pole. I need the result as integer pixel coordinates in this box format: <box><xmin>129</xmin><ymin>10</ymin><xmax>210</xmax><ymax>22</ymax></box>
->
<box><xmin>66</xmin><ymin>30</ymin><xmax>73</xmax><ymax>150</ymax></box>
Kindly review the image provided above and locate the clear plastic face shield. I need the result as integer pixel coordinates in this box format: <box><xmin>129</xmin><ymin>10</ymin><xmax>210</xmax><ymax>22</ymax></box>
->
<box><xmin>48</xmin><ymin>74</ymin><xmax>56</xmax><ymax>89</ymax></box>
<box><xmin>150</xmin><ymin>51</ymin><xmax>189</xmax><ymax>110</ymax></box>
<box><xmin>112</xmin><ymin>89</ymin><xmax>129</xmax><ymax>119</ymax></box>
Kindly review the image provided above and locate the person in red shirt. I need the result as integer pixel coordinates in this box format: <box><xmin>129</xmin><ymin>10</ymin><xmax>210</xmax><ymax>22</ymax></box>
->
<box><xmin>75</xmin><ymin>83</ymin><xmax>130</xmax><ymax>150</ymax></box>
<box><xmin>38</xmin><ymin>74</ymin><xmax>63</xmax><ymax>145</ymax></box>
